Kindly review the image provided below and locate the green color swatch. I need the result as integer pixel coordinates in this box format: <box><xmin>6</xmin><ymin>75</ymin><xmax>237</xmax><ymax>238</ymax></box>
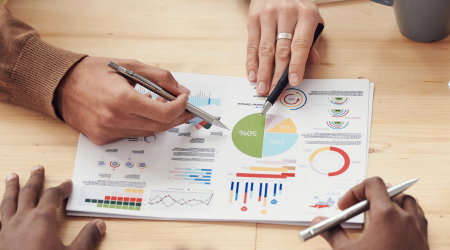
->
<box><xmin>231</xmin><ymin>113</ymin><xmax>266</xmax><ymax>158</ymax></box>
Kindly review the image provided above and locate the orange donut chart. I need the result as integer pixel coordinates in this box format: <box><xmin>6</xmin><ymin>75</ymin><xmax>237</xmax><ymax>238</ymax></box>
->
<box><xmin>309</xmin><ymin>147</ymin><xmax>350</xmax><ymax>176</ymax></box>
<box><xmin>280</xmin><ymin>88</ymin><xmax>307</xmax><ymax>110</ymax></box>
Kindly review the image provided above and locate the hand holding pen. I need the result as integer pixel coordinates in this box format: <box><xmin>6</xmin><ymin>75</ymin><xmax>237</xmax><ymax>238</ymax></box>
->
<box><xmin>305</xmin><ymin>177</ymin><xmax>429</xmax><ymax>250</ymax></box>
<box><xmin>260</xmin><ymin>23</ymin><xmax>324</xmax><ymax>116</ymax></box>
<box><xmin>55</xmin><ymin>57</ymin><xmax>196</xmax><ymax>145</ymax></box>
<box><xmin>246</xmin><ymin>0</ymin><xmax>324</xmax><ymax>95</ymax></box>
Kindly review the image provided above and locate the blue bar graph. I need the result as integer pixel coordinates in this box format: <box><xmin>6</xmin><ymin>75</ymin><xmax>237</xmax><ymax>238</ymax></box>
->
<box><xmin>170</xmin><ymin>167</ymin><xmax>213</xmax><ymax>185</ymax></box>
<box><xmin>264</xmin><ymin>183</ymin><xmax>268</xmax><ymax>198</ymax></box>
<box><xmin>259</xmin><ymin>183</ymin><xmax>263</xmax><ymax>201</ymax></box>
<box><xmin>250</xmin><ymin>183</ymin><xmax>254</xmax><ymax>199</ymax></box>
<box><xmin>273</xmin><ymin>183</ymin><xmax>277</xmax><ymax>197</ymax></box>
<box><xmin>235</xmin><ymin>182</ymin><xmax>240</xmax><ymax>201</ymax></box>
<box><xmin>189</xmin><ymin>96</ymin><xmax>221</xmax><ymax>107</ymax></box>
<box><xmin>279</xmin><ymin>183</ymin><xmax>282</xmax><ymax>195</ymax></box>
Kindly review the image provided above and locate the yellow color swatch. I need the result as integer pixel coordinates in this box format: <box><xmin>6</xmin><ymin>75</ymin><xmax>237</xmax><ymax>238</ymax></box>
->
<box><xmin>132</xmin><ymin>189</ymin><xmax>138</xmax><ymax>193</ymax></box>
<box><xmin>138</xmin><ymin>189</ymin><xmax>144</xmax><ymax>193</ymax></box>
<box><xmin>250</xmin><ymin>166</ymin><xmax>287</xmax><ymax>172</ymax></box>
<box><xmin>125</xmin><ymin>189</ymin><xmax>132</xmax><ymax>193</ymax></box>
<box><xmin>266</xmin><ymin>118</ymin><xmax>296</xmax><ymax>134</ymax></box>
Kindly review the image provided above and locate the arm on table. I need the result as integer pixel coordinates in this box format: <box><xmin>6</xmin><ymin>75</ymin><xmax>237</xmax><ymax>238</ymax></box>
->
<box><xmin>0</xmin><ymin>4</ymin><xmax>86</xmax><ymax>119</ymax></box>
<box><xmin>0</xmin><ymin>5</ymin><xmax>194</xmax><ymax>145</ymax></box>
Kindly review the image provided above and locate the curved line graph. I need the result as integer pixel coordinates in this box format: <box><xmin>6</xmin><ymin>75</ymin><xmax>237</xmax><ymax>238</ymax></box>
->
<box><xmin>149</xmin><ymin>192</ymin><xmax>213</xmax><ymax>208</ymax></box>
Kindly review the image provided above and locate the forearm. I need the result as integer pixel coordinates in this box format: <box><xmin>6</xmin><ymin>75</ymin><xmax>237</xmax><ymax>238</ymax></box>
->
<box><xmin>0</xmin><ymin>4</ymin><xmax>86</xmax><ymax>119</ymax></box>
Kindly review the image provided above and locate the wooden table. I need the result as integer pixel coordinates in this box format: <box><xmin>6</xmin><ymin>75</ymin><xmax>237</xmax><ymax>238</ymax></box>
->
<box><xmin>1</xmin><ymin>0</ymin><xmax>450</xmax><ymax>249</ymax></box>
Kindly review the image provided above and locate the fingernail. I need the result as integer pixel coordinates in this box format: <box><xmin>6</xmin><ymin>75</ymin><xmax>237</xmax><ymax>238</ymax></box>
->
<box><xmin>6</xmin><ymin>173</ymin><xmax>17</xmax><ymax>182</ymax></box>
<box><xmin>95</xmin><ymin>220</ymin><xmax>106</xmax><ymax>235</ymax></box>
<box><xmin>290</xmin><ymin>73</ymin><xmax>299</xmax><ymax>86</ymax></box>
<box><xmin>386</xmin><ymin>183</ymin><xmax>392</xmax><ymax>188</ymax></box>
<box><xmin>415</xmin><ymin>197</ymin><xmax>419</xmax><ymax>204</ymax></box>
<box><xmin>63</xmin><ymin>179</ymin><xmax>72</xmax><ymax>184</ymax></box>
<box><xmin>257</xmin><ymin>81</ymin><xmax>266</xmax><ymax>94</ymax></box>
<box><xmin>249</xmin><ymin>70</ymin><xmax>256</xmax><ymax>81</ymax></box>
<box><xmin>31</xmin><ymin>165</ymin><xmax>43</xmax><ymax>172</ymax></box>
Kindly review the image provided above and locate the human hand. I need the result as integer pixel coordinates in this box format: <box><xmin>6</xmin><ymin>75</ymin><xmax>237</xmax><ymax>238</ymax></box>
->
<box><xmin>311</xmin><ymin>177</ymin><xmax>429</xmax><ymax>250</ymax></box>
<box><xmin>54</xmin><ymin>57</ymin><xmax>195</xmax><ymax>145</ymax></box>
<box><xmin>246</xmin><ymin>0</ymin><xmax>323</xmax><ymax>95</ymax></box>
<box><xmin>0</xmin><ymin>165</ymin><xmax>106</xmax><ymax>250</ymax></box>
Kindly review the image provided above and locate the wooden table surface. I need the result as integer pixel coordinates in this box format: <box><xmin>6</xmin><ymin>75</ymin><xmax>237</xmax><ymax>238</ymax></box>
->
<box><xmin>1</xmin><ymin>0</ymin><xmax>450</xmax><ymax>249</ymax></box>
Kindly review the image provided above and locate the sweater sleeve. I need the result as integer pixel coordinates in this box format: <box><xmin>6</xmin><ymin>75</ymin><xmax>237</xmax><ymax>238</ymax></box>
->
<box><xmin>0</xmin><ymin>4</ymin><xmax>87</xmax><ymax>119</ymax></box>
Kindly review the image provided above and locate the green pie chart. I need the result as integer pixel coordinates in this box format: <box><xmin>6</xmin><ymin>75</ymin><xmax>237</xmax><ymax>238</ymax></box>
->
<box><xmin>232</xmin><ymin>113</ymin><xmax>299</xmax><ymax>158</ymax></box>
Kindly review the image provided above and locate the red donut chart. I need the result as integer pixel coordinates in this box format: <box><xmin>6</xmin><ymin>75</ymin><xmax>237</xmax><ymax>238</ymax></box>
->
<box><xmin>309</xmin><ymin>147</ymin><xmax>350</xmax><ymax>176</ymax></box>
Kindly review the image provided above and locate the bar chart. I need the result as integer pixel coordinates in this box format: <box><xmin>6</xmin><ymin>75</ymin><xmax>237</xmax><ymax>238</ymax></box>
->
<box><xmin>235</xmin><ymin>159</ymin><xmax>296</xmax><ymax>180</ymax></box>
<box><xmin>168</xmin><ymin>164</ymin><xmax>212</xmax><ymax>186</ymax></box>
<box><xmin>229</xmin><ymin>180</ymin><xmax>285</xmax><ymax>214</ymax></box>
<box><xmin>79</xmin><ymin>186</ymin><xmax>145</xmax><ymax>211</ymax></box>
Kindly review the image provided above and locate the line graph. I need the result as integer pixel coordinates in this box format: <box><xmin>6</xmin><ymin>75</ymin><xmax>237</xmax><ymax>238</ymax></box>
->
<box><xmin>148</xmin><ymin>190</ymin><xmax>213</xmax><ymax>212</ymax></box>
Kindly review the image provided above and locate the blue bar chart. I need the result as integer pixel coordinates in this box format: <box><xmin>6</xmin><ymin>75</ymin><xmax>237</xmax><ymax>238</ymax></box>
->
<box><xmin>228</xmin><ymin>180</ymin><xmax>286</xmax><ymax>214</ymax></box>
<box><xmin>168</xmin><ymin>165</ymin><xmax>212</xmax><ymax>186</ymax></box>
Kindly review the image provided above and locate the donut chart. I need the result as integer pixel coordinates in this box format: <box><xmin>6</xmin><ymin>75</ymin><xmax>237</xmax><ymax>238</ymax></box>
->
<box><xmin>309</xmin><ymin>147</ymin><xmax>350</xmax><ymax>176</ymax></box>
<box><xmin>280</xmin><ymin>88</ymin><xmax>307</xmax><ymax>110</ymax></box>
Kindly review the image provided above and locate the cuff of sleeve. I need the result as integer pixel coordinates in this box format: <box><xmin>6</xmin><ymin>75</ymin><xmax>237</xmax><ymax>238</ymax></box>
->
<box><xmin>10</xmin><ymin>37</ymin><xmax>87</xmax><ymax>120</ymax></box>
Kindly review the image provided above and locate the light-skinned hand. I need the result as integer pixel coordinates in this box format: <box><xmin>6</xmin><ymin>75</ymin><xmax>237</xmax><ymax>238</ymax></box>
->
<box><xmin>54</xmin><ymin>57</ymin><xmax>195</xmax><ymax>145</ymax></box>
<box><xmin>311</xmin><ymin>177</ymin><xmax>429</xmax><ymax>250</ymax></box>
<box><xmin>0</xmin><ymin>165</ymin><xmax>106</xmax><ymax>249</ymax></box>
<box><xmin>246</xmin><ymin>0</ymin><xmax>323</xmax><ymax>95</ymax></box>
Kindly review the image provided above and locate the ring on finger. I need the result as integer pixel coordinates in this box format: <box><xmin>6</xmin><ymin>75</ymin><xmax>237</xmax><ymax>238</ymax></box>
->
<box><xmin>277</xmin><ymin>33</ymin><xmax>293</xmax><ymax>40</ymax></box>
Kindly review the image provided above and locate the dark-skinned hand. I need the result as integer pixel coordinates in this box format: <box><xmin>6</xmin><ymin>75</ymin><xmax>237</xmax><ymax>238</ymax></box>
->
<box><xmin>311</xmin><ymin>177</ymin><xmax>429</xmax><ymax>250</ymax></box>
<box><xmin>0</xmin><ymin>165</ymin><xmax>106</xmax><ymax>250</ymax></box>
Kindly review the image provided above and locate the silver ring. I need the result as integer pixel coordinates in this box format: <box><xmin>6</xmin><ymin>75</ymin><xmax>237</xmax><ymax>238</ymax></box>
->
<box><xmin>277</xmin><ymin>33</ymin><xmax>293</xmax><ymax>40</ymax></box>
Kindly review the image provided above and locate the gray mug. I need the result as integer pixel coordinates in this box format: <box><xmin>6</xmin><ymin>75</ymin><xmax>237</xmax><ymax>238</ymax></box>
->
<box><xmin>371</xmin><ymin>0</ymin><xmax>450</xmax><ymax>43</ymax></box>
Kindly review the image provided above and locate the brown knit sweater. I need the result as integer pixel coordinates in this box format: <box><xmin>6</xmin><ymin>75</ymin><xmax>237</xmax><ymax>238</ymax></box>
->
<box><xmin>0</xmin><ymin>4</ymin><xmax>87</xmax><ymax>119</ymax></box>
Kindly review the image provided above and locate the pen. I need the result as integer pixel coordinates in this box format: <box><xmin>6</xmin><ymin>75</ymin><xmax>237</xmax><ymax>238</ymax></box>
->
<box><xmin>260</xmin><ymin>23</ymin><xmax>324</xmax><ymax>117</ymax></box>
<box><xmin>107</xmin><ymin>62</ymin><xmax>229</xmax><ymax>130</ymax></box>
<box><xmin>299</xmin><ymin>178</ymin><xmax>419</xmax><ymax>241</ymax></box>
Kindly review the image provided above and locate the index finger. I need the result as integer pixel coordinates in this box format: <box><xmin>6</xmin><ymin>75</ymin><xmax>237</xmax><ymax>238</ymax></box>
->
<box><xmin>17</xmin><ymin>165</ymin><xmax>45</xmax><ymax>211</ymax></box>
<box><xmin>289</xmin><ymin>10</ymin><xmax>320</xmax><ymax>86</ymax></box>
<box><xmin>338</xmin><ymin>177</ymin><xmax>392</xmax><ymax>211</ymax></box>
<box><xmin>37</xmin><ymin>179</ymin><xmax>72</xmax><ymax>210</ymax></box>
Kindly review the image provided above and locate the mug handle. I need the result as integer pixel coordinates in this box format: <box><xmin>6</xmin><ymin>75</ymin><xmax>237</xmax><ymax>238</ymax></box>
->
<box><xmin>370</xmin><ymin>0</ymin><xmax>393</xmax><ymax>6</ymax></box>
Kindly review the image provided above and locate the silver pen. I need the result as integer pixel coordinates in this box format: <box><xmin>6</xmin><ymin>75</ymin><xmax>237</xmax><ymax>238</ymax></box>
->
<box><xmin>108</xmin><ymin>62</ymin><xmax>229</xmax><ymax>130</ymax></box>
<box><xmin>299</xmin><ymin>178</ymin><xmax>419</xmax><ymax>241</ymax></box>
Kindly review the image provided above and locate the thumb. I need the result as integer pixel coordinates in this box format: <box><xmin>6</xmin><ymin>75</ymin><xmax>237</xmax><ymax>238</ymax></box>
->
<box><xmin>311</xmin><ymin>216</ymin><xmax>351</xmax><ymax>249</ymax></box>
<box><xmin>70</xmin><ymin>219</ymin><xmax>106</xmax><ymax>250</ymax></box>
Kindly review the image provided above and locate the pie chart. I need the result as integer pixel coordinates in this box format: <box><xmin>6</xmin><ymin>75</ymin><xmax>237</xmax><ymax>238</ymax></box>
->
<box><xmin>232</xmin><ymin>113</ymin><xmax>299</xmax><ymax>158</ymax></box>
<box><xmin>309</xmin><ymin>147</ymin><xmax>350</xmax><ymax>176</ymax></box>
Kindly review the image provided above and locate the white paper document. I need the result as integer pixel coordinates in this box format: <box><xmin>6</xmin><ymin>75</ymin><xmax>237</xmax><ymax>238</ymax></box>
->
<box><xmin>67</xmin><ymin>73</ymin><xmax>374</xmax><ymax>227</ymax></box>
